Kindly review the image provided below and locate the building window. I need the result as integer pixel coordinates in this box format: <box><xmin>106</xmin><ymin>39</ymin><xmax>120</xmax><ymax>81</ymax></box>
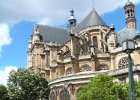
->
<box><xmin>66</xmin><ymin>67</ymin><xmax>72</xmax><ymax>75</ymax></box>
<box><xmin>80</xmin><ymin>64</ymin><xmax>91</xmax><ymax>72</ymax></box>
<box><xmin>59</xmin><ymin>89</ymin><xmax>70</xmax><ymax>100</ymax></box>
<box><xmin>97</xmin><ymin>64</ymin><xmax>109</xmax><ymax>71</ymax></box>
<box><xmin>50</xmin><ymin>92</ymin><xmax>56</xmax><ymax>100</ymax></box>
<box><xmin>93</xmin><ymin>36</ymin><xmax>98</xmax><ymax>48</ymax></box>
<box><xmin>119</xmin><ymin>57</ymin><xmax>128</xmax><ymax>69</ymax></box>
<box><xmin>118</xmin><ymin>57</ymin><xmax>133</xmax><ymax>69</ymax></box>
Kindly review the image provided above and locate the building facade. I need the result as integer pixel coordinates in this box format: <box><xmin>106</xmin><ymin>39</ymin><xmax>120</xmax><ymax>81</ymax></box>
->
<box><xmin>27</xmin><ymin>1</ymin><xmax>140</xmax><ymax>100</ymax></box>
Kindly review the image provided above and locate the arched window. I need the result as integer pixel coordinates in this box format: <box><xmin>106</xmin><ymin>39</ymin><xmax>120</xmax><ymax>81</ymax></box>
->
<box><xmin>93</xmin><ymin>36</ymin><xmax>98</xmax><ymax>48</ymax></box>
<box><xmin>119</xmin><ymin>57</ymin><xmax>128</xmax><ymax>69</ymax></box>
<box><xmin>59</xmin><ymin>89</ymin><xmax>70</xmax><ymax>100</ymax></box>
<box><xmin>80</xmin><ymin>64</ymin><xmax>91</xmax><ymax>72</ymax></box>
<box><xmin>97</xmin><ymin>64</ymin><xmax>109</xmax><ymax>71</ymax></box>
<box><xmin>127</xmin><ymin>10</ymin><xmax>130</xmax><ymax>17</ymax></box>
<box><xmin>50</xmin><ymin>92</ymin><xmax>56</xmax><ymax>100</ymax></box>
<box><xmin>119</xmin><ymin>57</ymin><xmax>134</xmax><ymax>69</ymax></box>
<box><xmin>66</xmin><ymin>67</ymin><xmax>72</xmax><ymax>75</ymax></box>
<box><xmin>118</xmin><ymin>57</ymin><xmax>134</xmax><ymax>69</ymax></box>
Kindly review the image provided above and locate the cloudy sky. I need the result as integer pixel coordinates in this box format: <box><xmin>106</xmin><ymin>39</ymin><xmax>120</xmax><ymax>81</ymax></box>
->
<box><xmin>0</xmin><ymin>0</ymin><xmax>140</xmax><ymax>85</ymax></box>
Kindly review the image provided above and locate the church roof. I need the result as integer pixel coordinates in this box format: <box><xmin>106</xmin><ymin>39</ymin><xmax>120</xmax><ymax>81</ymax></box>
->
<box><xmin>38</xmin><ymin>25</ymin><xmax>70</xmax><ymax>44</ymax></box>
<box><xmin>73</xmin><ymin>9</ymin><xmax>107</xmax><ymax>33</ymax></box>
<box><xmin>116</xmin><ymin>27</ymin><xmax>137</xmax><ymax>46</ymax></box>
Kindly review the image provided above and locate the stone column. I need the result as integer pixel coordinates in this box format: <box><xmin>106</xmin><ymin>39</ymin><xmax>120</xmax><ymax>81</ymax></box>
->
<box><xmin>50</xmin><ymin>68</ymin><xmax>55</xmax><ymax>80</ymax></box>
<box><xmin>110</xmin><ymin>54</ymin><xmax>115</xmax><ymax>70</ymax></box>
<box><xmin>50</xmin><ymin>49</ymin><xmax>53</xmax><ymax>66</ymax></box>
<box><xmin>71</xmin><ymin>57</ymin><xmax>79</xmax><ymax>74</ymax></box>
<box><xmin>91</xmin><ymin>60</ymin><xmax>96</xmax><ymax>72</ymax></box>
<box><xmin>70</xmin><ymin>34</ymin><xmax>77</xmax><ymax>58</ymax></box>
<box><xmin>44</xmin><ymin>53</ymin><xmax>47</xmax><ymax>67</ymax></box>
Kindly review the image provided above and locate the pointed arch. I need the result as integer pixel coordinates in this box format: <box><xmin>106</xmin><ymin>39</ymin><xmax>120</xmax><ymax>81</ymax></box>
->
<box><xmin>50</xmin><ymin>91</ymin><xmax>56</xmax><ymax>100</ymax></box>
<box><xmin>59</xmin><ymin>89</ymin><xmax>70</xmax><ymax>100</ymax></box>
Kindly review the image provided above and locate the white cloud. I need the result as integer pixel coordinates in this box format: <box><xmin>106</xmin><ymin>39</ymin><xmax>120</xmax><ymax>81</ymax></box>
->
<box><xmin>0</xmin><ymin>66</ymin><xmax>17</xmax><ymax>85</ymax></box>
<box><xmin>0</xmin><ymin>24</ymin><xmax>12</xmax><ymax>56</ymax></box>
<box><xmin>0</xmin><ymin>0</ymin><xmax>139</xmax><ymax>26</ymax></box>
<box><xmin>37</xmin><ymin>18</ymin><xmax>53</xmax><ymax>26</ymax></box>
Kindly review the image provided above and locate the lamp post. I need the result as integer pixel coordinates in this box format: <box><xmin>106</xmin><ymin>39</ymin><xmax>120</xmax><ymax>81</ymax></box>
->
<box><xmin>122</xmin><ymin>39</ymin><xmax>135</xmax><ymax>100</ymax></box>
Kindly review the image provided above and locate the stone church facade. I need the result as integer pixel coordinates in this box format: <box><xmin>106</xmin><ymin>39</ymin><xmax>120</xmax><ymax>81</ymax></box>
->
<box><xmin>27</xmin><ymin>1</ymin><xmax>140</xmax><ymax>100</ymax></box>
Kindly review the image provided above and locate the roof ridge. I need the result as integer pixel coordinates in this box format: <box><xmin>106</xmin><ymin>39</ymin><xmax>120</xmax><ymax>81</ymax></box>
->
<box><xmin>37</xmin><ymin>24</ymin><xmax>67</xmax><ymax>31</ymax></box>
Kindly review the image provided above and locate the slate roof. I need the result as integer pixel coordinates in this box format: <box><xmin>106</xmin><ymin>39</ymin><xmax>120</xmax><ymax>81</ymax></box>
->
<box><xmin>116</xmin><ymin>27</ymin><xmax>137</xmax><ymax>46</ymax></box>
<box><xmin>73</xmin><ymin>9</ymin><xmax>107</xmax><ymax>33</ymax></box>
<box><xmin>38</xmin><ymin>25</ymin><xmax>70</xmax><ymax>44</ymax></box>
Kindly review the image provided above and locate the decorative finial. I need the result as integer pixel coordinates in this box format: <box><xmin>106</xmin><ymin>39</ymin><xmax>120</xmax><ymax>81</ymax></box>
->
<box><xmin>70</xmin><ymin>9</ymin><xmax>74</xmax><ymax>17</ymax></box>
<box><xmin>69</xmin><ymin>9</ymin><xmax>75</xmax><ymax>20</ymax></box>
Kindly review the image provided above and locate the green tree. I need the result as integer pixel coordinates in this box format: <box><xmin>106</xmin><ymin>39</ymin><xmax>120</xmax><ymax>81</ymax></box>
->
<box><xmin>76</xmin><ymin>73</ymin><xmax>129</xmax><ymax>100</ymax></box>
<box><xmin>0</xmin><ymin>84</ymin><xmax>9</xmax><ymax>100</ymax></box>
<box><xmin>135</xmin><ymin>81</ymin><xmax>140</xmax><ymax>99</ymax></box>
<box><xmin>7</xmin><ymin>68</ymin><xmax>50</xmax><ymax>100</ymax></box>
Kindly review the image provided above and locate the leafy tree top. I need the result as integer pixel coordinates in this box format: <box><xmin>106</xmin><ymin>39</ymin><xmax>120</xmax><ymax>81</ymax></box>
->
<box><xmin>7</xmin><ymin>68</ymin><xmax>50</xmax><ymax>100</ymax></box>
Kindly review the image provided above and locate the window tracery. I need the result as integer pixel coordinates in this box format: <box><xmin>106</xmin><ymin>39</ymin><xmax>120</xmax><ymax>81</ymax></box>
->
<box><xmin>119</xmin><ymin>57</ymin><xmax>129</xmax><ymax>69</ymax></box>
<box><xmin>97</xmin><ymin>64</ymin><xmax>109</xmax><ymax>71</ymax></box>
<box><xmin>80</xmin><ymin>64</ymin><xmax>91</xmax><ymax>72</ymax></box>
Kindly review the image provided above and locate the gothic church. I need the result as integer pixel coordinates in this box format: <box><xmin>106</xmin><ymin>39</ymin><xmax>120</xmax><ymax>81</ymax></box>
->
<box><xmin>27</xmin><ymin>1</ymin><xmax>140</xmax><ymax>100</ymax></box>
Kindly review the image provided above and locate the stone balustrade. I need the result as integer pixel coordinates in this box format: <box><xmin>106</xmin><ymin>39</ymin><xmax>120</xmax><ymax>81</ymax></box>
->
<box><xmin>49</xmin><ymin>65</ymin><xmax>140</xmax><ymax>87</ymax></box>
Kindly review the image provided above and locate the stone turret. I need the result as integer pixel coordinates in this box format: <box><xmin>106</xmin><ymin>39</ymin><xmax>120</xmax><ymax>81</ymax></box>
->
<box><xmin>124</xmin><ymin>0</ymin><xmax>136</xmax><ymax>28</ymax></box>
<box><xmin>68</xmin><ymin>9</ymin><xmax>77</xmax><ymax>32</ymax></box>
<box><xmin>32</xmin><ymin>24</ymin><xmax>41</xmax><ymax>43</ymax></box>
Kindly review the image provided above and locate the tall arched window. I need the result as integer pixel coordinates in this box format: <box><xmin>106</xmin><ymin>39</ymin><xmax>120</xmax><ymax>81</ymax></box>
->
<box><xmin>93</xmin><ymin>36</ymin><xmax>98</xmax><ymax>48</ymax></box>
<box><xmin>59</xmin><ymin>89</ymin><xmax>70</xmax><ymax>100</ymax></box>
<box><xmin>50</xmin><ymin>92</ymin><xmax>56</xmax><ymax>100</ymax></box>
<box><xmin>66</xmin><ymin>67</ymin><xmax>72</xmax><ymax>75</ymax></box>
<box><xmin>80</xmin><ymin>64</ymin><xmax>91</xmax><ymax>72</ymax></box>
<box><xmin>97</xmin><ymin>64</ymin><xmax>109</xmax><ymax>71</ymax></box>
<box><xmin>127</xmin><ymin>10</ymin><xmax>130</xmax><ymax>17</ymax></box>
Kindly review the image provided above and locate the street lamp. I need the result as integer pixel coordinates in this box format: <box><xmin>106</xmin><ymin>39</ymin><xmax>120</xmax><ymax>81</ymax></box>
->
<box><xmin>122</xmin><ymin>39</ymin><xmax>135</xmax><ymax>100</ymax></box>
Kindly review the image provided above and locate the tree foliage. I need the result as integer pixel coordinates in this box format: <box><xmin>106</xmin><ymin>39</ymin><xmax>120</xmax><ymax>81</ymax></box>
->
<box><xmin>7</xmin><ymin>68</ymin><xmax>50</xmax><ymax>100</ymax></box>
<box><xmin>76</xmin><ymin>73</ymin><xmax>130</xmax><ymax>100</ymax></box>
<box><xmin>0</xmin><ymin>84</ymin><xmax>9</xmax><ymax>100</ymax></box>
